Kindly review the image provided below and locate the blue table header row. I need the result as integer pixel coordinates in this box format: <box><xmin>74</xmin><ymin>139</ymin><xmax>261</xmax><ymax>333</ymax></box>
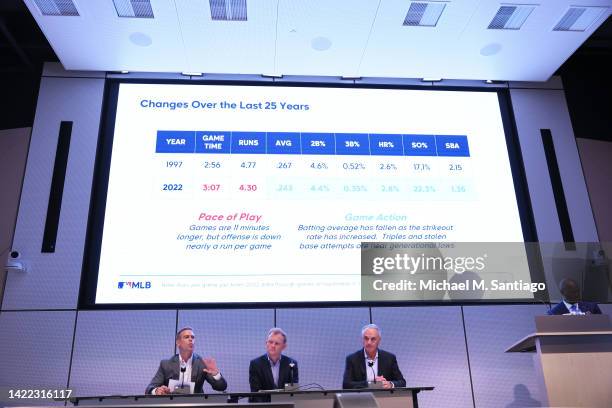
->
<box><xmin>155</xmin><ymin>131</ymin><xmax>470</xmax><ymax>157</ymax></box>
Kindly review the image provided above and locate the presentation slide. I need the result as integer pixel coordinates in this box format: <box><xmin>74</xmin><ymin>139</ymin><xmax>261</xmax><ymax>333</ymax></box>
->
<box><xmin>93</xmin><ymin>82</ymin><xmax>532</xmax><ymax>304</ymax></box>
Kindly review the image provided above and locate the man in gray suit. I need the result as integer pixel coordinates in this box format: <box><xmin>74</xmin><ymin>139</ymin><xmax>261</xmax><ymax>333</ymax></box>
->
<box><xmin>146</xmin><ymin>327</ymin><xmax>227</xmax><ymax>394</ymax></box>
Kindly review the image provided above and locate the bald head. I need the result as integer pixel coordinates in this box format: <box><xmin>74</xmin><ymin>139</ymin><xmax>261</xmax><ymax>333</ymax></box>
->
<box><xmin>559</xmin><ymin>278</ymin><xmax>580</xmax><ymax>303</ymax></box>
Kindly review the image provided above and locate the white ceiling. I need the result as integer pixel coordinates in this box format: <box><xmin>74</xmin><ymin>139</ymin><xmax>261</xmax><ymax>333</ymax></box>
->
<box><xmin>23</xmin><ymin>0</ymin><xmax>612</xmax><ymax>81</ymax></box>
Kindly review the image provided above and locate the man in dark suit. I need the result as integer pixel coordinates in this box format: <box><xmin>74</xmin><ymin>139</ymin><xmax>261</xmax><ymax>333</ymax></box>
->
<box><xmin>249</xmin><ymin>328</ymin><xmax>298</xmax><ymax>402</ymax></box>
<box><xmin>547</xmin><ymin>278</ymin><xmax>602</xmax><ymax>315</ymax></box>
<box><xmin>146</xmin><ymin>327</ymin><xmax>227</xmax><ymax>394</ymax></box>
<box><xmin>343</xmin><ymin>324</ymin><xmax>406</xmax><ymax>389</ymax></box>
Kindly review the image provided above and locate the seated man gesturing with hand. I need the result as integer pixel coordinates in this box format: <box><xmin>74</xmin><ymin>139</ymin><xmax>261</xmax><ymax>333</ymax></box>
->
<box><xmin>146</xmin><ymin>327</ymin><xmax>227</xmax><ymax>395</ymax></box>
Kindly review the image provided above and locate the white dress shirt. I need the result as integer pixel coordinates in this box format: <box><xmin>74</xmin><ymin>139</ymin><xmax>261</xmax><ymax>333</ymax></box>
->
<box><xmin>363</xmin><ymin>350</ymin><xmax>378</xmax><ymax>382</ymax></box>
<box><xmin>563</xmin><ymin>300</ymin><xmax>583</xmax><ymax>314</ymax></box>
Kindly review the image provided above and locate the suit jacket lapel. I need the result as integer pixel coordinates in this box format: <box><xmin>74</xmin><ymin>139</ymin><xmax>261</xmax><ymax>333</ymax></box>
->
<box><xmin>190</xmin><ymin>354</ymin><xmax>198</xmax><ymax>382</ymax></box>
<box><xmin>262</xmin><ymin>355</ymin><xmax>276</xmax><ymax>389</ymax></box>
<box><xmin>557</xmin><ymin>303</ymin><xmax>569</xmax><ymax>314</ymax></box>
<box><xmin>377</xmin><ymin>351</ymin><xmax>386</xmax><ymax>377</ymax></box>
<box><xmin>170</xmin><ymin>355</ymin><xmax>181</xmax><ymax>380</ymax></box>
<box><xmin>359</xmin><ymin>351</ymin><xmax>367</xmax><ymax>380</ymax></box>
<box><xmin>280</xmin><ymin>355</ymin><xmax>294</xmax><ymax>387</ymax></box>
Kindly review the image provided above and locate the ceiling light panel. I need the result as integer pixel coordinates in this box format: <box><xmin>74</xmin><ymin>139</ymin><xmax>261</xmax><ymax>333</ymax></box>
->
<box><xmin>176</xmin><ymin>0</ymin><xmax>274</xmax><ymax>74</ymax></box>
<box><xmin>488</xmin><ymin>5</ymin><xmax>535</xmax><ymax>30</ymax></box>
<box><xmin>361</xmin><ymin>0</ymin><xmax>470</xmax><ymax>79</ymax></box>
<box><xmin>210</xmin><ymin>0</ymin><xmax>248</xmax><ymax>21</ymax></box>
<box><xmin>553</xmin><ymin>6</ymin><xmax>607</xmax><ymax>31</ymax></box>
<box><xmin>33</xmin><ymin>0</ymin><xmax>79</xmax><ymax>16</ymax></box>
<box><xmin>403</xmin><ymin>1</ymin><xmax>447</xmax><ymax>27</ymax></box>
<box><xmin>113</xmin><ymin>0</ymin><xmax>154</xmax><ymax>18</ymax></box>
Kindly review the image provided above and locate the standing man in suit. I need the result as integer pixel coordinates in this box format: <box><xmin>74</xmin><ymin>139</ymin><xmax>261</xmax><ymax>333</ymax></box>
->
<box><xmin>249</xmin><ymin>328</ymin><xmax>298</xmax><ymax>401</ymax></box>
<box><xmin>146</xmin><ymin>327</ymin><xmax>227</xmax><ymax>394</ymax></box>
<box><xmin>343</xmin><ymin>324</ymin><xmax>406</xmax><ymax>389</ymax></box>
<box><xmin>547</xmin><ymin>278</ymin><xmax>602</xmax><ymax>315</ymax></box>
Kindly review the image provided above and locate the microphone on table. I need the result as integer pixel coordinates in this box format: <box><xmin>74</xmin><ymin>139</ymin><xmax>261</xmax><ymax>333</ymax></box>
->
<box><xmin>289</xmin><ymin>360</ymin><xmax>296</xmax><ymax>387</ymax></box>
<box><xmin>180</xmin><ymin>362</ymin><xmax>187</xmax><ymax>389</ymax></box>
<box><xmin>367</xmin><ymin>360</ymin><xmax>376</xmax><ymax>383</ymax></box>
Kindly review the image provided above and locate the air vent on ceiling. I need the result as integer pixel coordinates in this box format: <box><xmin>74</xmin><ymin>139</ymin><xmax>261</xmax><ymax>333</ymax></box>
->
<box><xmin>210</xmin><ymin>0</ymin><xmax>247</xmax><ymax>21</ymax></box>
<box><xmin>113</xmin><ymin>0</ymin><xmax>154</xmax><ymax>18</ymax></box>
<box><xmin>403</xmin><ymin>1</ymin><xmax>446</xmax><ymax>27</ymax></box>
<box><xmin>553</xmin><ymin>6</ymin><xmax>607</xmax><ymax>32</ymax></box>
<box><xmin>33</xmin><ymin>0</ymin><xmax>79</xmax><ymax>16</ymax></box>
<box><xmin>488</xmin><ymin>5</ymin><xmax>535</xmax><ymax>30</ymax></box>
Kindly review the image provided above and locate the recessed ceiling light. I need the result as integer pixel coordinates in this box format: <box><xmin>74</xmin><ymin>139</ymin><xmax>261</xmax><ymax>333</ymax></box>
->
<box><xmin>553</xmin><ymin>6</ymin><xmax>607</xmax><ymax>32</ymax></box>
<box><xmin>113</xmin><ymin>0</ymin><xmax>154</xmax><ymax>18</ymax></box>
<box><xmin>403</xmin><ymin>1</ymin><xmax>447</xmax><ymax>27</ymax></box>
<box><xmin>488</xmin><ymin>5</ymin><xmax>535</xmax><ymax>30</ymax></box>
<box><xmin>210</xmin><ymin>0</ymin><xmax>247</xmax><ymax>21</ymax></box>
<box><xmin>33</xmin><ymin>0</ymin><xmax>79</xmax><ymax>16</ymax></box>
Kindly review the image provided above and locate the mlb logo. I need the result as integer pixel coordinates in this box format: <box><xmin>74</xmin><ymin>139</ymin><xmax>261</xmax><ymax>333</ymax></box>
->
<box><xmin>117</xmin><ymin>281</ymin><xmax>151</xmax><ymax>289</ymax></box>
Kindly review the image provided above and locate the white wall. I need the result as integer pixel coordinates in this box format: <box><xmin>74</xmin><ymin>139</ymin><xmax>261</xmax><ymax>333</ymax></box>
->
<box><xmin>2</xmin><ymin>72</ymin><xmax>104</xmax><ymax>310</ymax></box>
